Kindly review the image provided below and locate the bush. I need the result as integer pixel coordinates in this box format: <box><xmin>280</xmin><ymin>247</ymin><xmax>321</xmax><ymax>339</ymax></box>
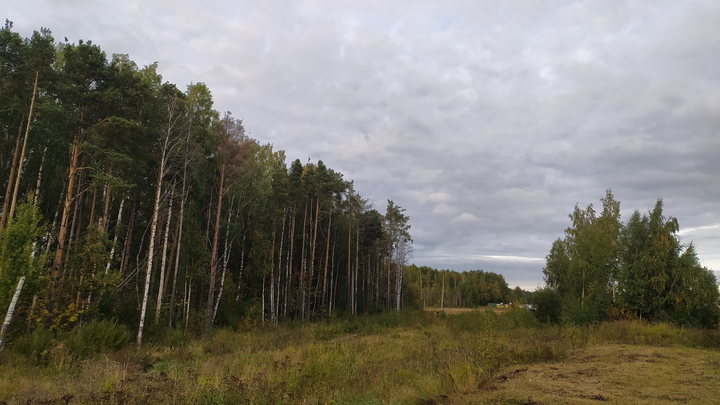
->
<box><xmin>64</xmin><ymin>319</ymin><xmax>132</xmax><ymax>360</ymax></box>
<box><xmin>9</xmin><ymin>327</ymin><xmax>55</xmax><ymax>366</ymax></box>
<box><xmin>531</xmin><ymin>288</ymin><xmax>562</xmax><ymax>324</ymax></box>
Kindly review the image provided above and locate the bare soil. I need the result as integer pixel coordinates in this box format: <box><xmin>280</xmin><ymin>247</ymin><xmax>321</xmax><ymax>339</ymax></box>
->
<box><xmin>456</xmin><ymin>344</ymin><xmax>720</xmax><ymax>404</ymax></box>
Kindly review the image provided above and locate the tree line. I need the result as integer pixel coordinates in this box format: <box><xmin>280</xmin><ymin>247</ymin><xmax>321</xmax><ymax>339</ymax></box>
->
<box><xmin>403</xmin><ymin>265</ymin><xmax>519</xmax><ymax>309</ymax></box>
<box><xmin>0</xmin><ymin>21</ymin><xmax>413</xmax><ymax>346</ymax></box>
<box><xmin>537</xmin><ymin>190</ymin><xmax>719</xmax><ymax>328</ymax></box>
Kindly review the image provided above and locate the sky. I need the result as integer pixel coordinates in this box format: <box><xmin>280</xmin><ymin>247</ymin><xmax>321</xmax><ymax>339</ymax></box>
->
<box><xmin>4</xmin><ymin>0</ymin><xmax>719</xmax><ymax>290</ymax></box>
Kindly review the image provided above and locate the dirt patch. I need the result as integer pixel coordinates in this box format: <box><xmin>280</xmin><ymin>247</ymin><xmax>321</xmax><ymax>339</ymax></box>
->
<box><xmin>455</xmin><ymin>344</ymin><xmax>720</xmax><ymax>404</ymax></box>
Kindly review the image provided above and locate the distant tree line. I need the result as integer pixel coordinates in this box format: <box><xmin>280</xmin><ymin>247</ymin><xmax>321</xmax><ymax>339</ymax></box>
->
<box><xmin>403</xmin><ymin>265</ymin><xmax>520</xmax><ymax>308</ymax></box>
<box><xmin>536</xmin><ymin>190</ymin><xmax>719</xmax><ymax>328</ymax></box>
<box><xmin>0</xmin><ymin>21</ymin><xmax>413</xmax><ymax>346</ymax></box>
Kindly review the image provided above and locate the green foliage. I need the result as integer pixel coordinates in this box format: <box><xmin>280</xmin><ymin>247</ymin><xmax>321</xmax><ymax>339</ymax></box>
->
<box><xmin>542</xmin><ymin>192</ymin><xmax>719</xmax><ymax>328</ymax></box>
<box><xmin>405</xmin><ymin>265</ymin><xmax>514</xmax><ymax>308</ymax></box>
<box><xmin>533</xmin><ymin>287</ymin><xmax>562</xmax><ymax>324</ymax></box>
<box><xmin>0</xmin><ymin>194</ymin><xmax>47</xmax><ymax>309</ymax></box>
<box><xmin>7</xmin><ymin>326</ymin><xmax>54</xmax><ymax>366</ymax></box>
<box><xmin>64</xmin><ymin>319</ymin><xmax>132</xmax><ymax>360</ymax></box>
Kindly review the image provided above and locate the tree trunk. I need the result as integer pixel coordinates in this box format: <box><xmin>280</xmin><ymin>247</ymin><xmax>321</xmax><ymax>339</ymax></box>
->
<box><xmin>120</xmin><ymin>193</ymin><xmax>136</xmax><ymax>276</ymax></box>
<box><xmin>168</xmin><ymin>168</ymin><xmax>188</xmax><ymax>328</ymax></box>
<box><xmin>155</xmin><ymin>188</ymin><xmax>174</xmax><ymax>324</ymax></box>
<box><xmin>300</xmin><ymin>201</ymin><xmax>308</xmax><ymax>319</ymax></box>
<box><xmin>309</xmin><ymin>197</ymin><xmax>320</xmax><ymax>317</ymax></box>
<box><xmin>213</xmin><ymin>197</ymin><xmax>236</xmax><ymax>323</ymax></box>
<box><xmin>33</xmin><ymin>145</ymin><xmax>48</xmax><ymax>205</ymax></box>
<box><xmin>137</xmin><ymin>152</ymin><xmax>165</xmax><ymax>347</ymax></box>
<box><xmin>50</xmin><ymin>119</ymin><xmax>84</xmax><ymax>313</ymax></box>
<box><xmin>321</xmin><ymin>208</ymin><xmax>332</xmax><ymax>314</ymax></box>
<box><xmin>105</xmin><ymin>195</ymin><xmax>125</xmax><ymax>274</ymax></box>
<box><xmin>0</xmin><ymin>276</ymin><xmax>26</xmax><ymax>351</ymax></box>
<box><xmin>0</xmin><ymin>113</ymin><xmax>24</xmax><ymax>238</ymax></box>
<box><xmin>284</xmin><ymin>210</ymin><xmax>295</xmax><ymax>317</ymax></box>
<box><xmin>7</xmin><ymin>71</ymin><xmax>39</xmax><ymax>227</ymax></box>
<box><xmin>205</xmin><ymin>163</ymin><xmax>225</xmax><ymax>338</ymax></box>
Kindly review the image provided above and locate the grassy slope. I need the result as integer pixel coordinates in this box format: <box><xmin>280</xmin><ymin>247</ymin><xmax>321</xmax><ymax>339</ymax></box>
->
<box><xmin>1</xmin><ymin>309</ymin><xmax>719</xmax><ymax>404</ymax></box>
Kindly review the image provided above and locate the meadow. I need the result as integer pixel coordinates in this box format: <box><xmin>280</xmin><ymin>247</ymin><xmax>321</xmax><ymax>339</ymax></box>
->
<box><xmin>1</xmin><ymin>309</ymin><xmax>719</xmax><ymax>404</ymax></box>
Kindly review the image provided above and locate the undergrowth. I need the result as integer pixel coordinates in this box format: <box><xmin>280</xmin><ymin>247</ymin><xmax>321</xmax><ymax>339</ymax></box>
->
<box><xmin>0</xmin><ymin>309</ymin><xmax>718</xmax><ymax>404</ymax></box>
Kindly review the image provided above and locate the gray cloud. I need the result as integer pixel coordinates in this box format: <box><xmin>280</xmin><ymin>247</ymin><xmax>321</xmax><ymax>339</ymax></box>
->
<box><xmin>5</xmin><ymin>0</ymin><xmax>719</xmax><ymax>288</ymax></box>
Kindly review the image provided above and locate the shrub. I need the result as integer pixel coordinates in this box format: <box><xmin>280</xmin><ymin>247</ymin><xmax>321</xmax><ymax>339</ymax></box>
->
<box><xmin>64</xmin><ymin>319</ymin><xmax>132</xmax><ymax>360</ymax></box>
<box><xmin>531</xmin><ymin>288</ymin><xmax>562</xmax><ymax>324</ymax></box>
<box><xmin>9</xmin><ymin>326</ymin><xmax>55</xmax><ymax>366</ymax></box>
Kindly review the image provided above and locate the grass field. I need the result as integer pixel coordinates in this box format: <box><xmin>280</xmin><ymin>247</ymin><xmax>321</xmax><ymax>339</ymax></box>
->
<box><xmin>1</xmin><ymin>309</ymin><xmax>719</xmax><ymax>404</ymax></box>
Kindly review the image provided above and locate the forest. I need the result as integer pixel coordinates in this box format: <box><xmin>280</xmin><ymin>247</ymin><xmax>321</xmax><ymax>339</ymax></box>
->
<box><xmin>0</xmin><ymin>21</ymin><xmax>415</xmax><ymax>346</ymax></box>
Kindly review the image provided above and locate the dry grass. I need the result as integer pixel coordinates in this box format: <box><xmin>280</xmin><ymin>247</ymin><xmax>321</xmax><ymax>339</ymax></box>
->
<box><xmin>1</xmin><ymin>311</ymin><xmax>718</xmax><ymax>404</ymax></box>
<box><xmin>425</xmin><ymin>306</ymin><xmax>510</xmax><ymax>315</ymax></box>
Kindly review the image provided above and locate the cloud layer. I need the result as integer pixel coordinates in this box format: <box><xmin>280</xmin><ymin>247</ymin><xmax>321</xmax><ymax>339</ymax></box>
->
<box><xmin>6</xmin><ymin>0</ymin><xmax>720</xmax><ymax>288</ymax></box>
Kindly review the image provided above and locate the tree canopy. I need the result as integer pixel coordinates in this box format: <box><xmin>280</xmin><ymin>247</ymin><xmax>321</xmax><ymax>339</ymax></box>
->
<box><xmin>541</xmin><ymin>190</ymin><xmax>719</xmax><ymax>328</ymax></box>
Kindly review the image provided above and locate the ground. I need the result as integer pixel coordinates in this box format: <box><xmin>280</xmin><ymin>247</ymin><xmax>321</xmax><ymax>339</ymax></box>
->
<box><xmin>456</xmin><ymin>344</ymin><xmax>720</xmax><ymax>404</ymax></box>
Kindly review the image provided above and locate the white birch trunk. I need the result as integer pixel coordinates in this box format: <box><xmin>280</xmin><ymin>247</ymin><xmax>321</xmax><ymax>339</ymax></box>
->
<box><xmin>155</xmin><ymin>190</ymin><xmax>174</xmax><ymax>324</ymax></box>
<box><xmin>0</xmin><ymin>276</ymin><xmax>26</xmax><ymax>351</ymax></box>
<box><xmin>105</xmin><ymin>195</ymin><xmax>126</xmax><ymax>274</ymax></box>
<box><xmin>137</xmin><ymin>152</ymin><xmax>165</xmax><ymax>347</ymax></box>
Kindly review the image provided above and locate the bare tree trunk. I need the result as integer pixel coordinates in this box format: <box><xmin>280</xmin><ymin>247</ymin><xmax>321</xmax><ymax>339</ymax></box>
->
<box><xmin>275</xmin><ymin>209</ymin><xmax>286</xmax><ymax>322</ymax></box>
<box><xmin>105</xmin><ymin>195</ymin><xmax>125</xmax><ymax>274</ymax></box>
<box><xmin>168</xmin><ymin>169</ymin><xmax>188</xmax><ymax>328</ymax></box>
<box><xmin>395</xmin><ymin>247</ymin><xmax>404</xmax><ymax>311</ymax></box>
<box><xmin>321</xmin><ymin>208</ymin><xmax>332</xmax><ymax>314</ymax></box>
<box><xmin>7</xmin><ymin>71</ymin><xmax>39</xmax><ymax>226</ymax></box>
<box><xmin>0</xmin><ymin>113</ymin><xmax>25</xmax><ymax>238</ymax></box>
<box><xmin>213</xmin><ymin>197</ymin><xmax>236</xmax><ymax>323</ymax></box>
<box><xmin>235</xmin><ymin>226</ymin><xmax>247</xmax><ymax>302</ymax></box>
<box><xmin>184</xmin><ymin>278</ymin><xmax>191</xmax><ymax>332</ymax></box>
<box><xmin>155</xmin><ymin>188</ymin><xmax>174</xmax><ymax>324</ymax></box>
<box><xmin>309</xmin><ymin>197</ymin><xmax>320</xmax><ymax>317</ymax></box>
<box><xmin>120</xmin><ymin>193</ymin><xmax>136</xmax><ymax>276</ymax></box>
<box><xmin>205</xmin><ymin>163</ymin><xmax>225</xmax><ymax>338</ymax></box>
<box><xmin>284</xmin><ymin>211</ymin><xmax>295</xmax><ymax>317</ymax></box>
<box><xmin>347</xmin><ymin>220</ymin><xmax>352</xmax><ymax>314</ymax></box>
<box><xmin>354</xmin><ymin>225</ymin><xmax>359</xmax><ymax>314</ymax></box>
<box><xmin>33</xmin><ymin>145</ymin><xmax>48</xmax><ymax>205</ymax></box>
<box><xmin>137</xmin><ymin>153</ymin><xmax>165</xmax><ymax>347</ymax></box>
<box><xmin>269</xmin><ymin>230</ymin><xmax>276</xmax><ymax>324</ymax></box>
<box><xmin>441</xmin><ymin>272</ymin><xmax>445</xmax><ymax>310</ymax></box>
<box><xmin>50</xmin><ymin>119</ymin><xmax>84</xmax><ymax>311</ymax></box>
<box><xmin>0</xmin><ymin>276</ymin><xmax>26</xmax><ymax>351</ymax></box>
<box><xmin>100</xmin><ymin>169</ymin><xmax>113</xmax><ymax>232</ymax></box>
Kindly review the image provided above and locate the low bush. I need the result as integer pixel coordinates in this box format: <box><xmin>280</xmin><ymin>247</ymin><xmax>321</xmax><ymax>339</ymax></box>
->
<box><xmin>64</xmin><ymin>319</ymin><xmax>132</xmax><ymax>360</ymax></box>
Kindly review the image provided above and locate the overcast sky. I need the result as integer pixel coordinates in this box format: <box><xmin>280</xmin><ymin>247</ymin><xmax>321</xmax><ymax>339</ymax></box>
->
<box><xmin>5</xmin><ymin>0</ymin><xmax>719</xmax><ymax>289</ymax></box>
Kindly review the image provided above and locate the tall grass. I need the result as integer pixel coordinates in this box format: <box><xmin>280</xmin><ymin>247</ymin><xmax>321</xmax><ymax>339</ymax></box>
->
<box><xmin>1</xmin><ymin>309</ymin><xmax>718</xmax><ymax>404</ymax></box>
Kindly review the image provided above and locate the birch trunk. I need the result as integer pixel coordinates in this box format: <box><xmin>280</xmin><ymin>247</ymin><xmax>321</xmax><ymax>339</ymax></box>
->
<box><xmin>137</xmin><ymin>151</ymin><xmax>165</xmax><ymax>347</ymax></box>
<box><xmin>105</xmin><ymin>195</ymin><xmax>125</xmax><ymax>274</ymax></box>
<box><xmin>0</xmin><ymin>276</ymin><xmax>26</xmax><ymax>351</ymax></box>
<box><xmin>155</xmin><ymin>189</ymin><xmax>174</xmax><ymax>324</ymax></box>
<box><xmin>33</xmin><ymin>145</ymin><xmax>48</xmax><ymax>205</ymax></box>
<box><xmin>168</xmin><ymin>169</ymin><xmax>188</xmax><ymax>328</ymax></box>
<box><xmin>213</xmin><ymin>197</ymin><xmax>236</xmax><ymax>323</ymax></box>
<box><xmin>204</xmin><ymin>162</ymin><xmax>225</xmax><ymax>338</ymax></box>
<box><xmin>321</xmin><ymin>208</ymin><xmax>332</xmax><ymax>314</ymax></box>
